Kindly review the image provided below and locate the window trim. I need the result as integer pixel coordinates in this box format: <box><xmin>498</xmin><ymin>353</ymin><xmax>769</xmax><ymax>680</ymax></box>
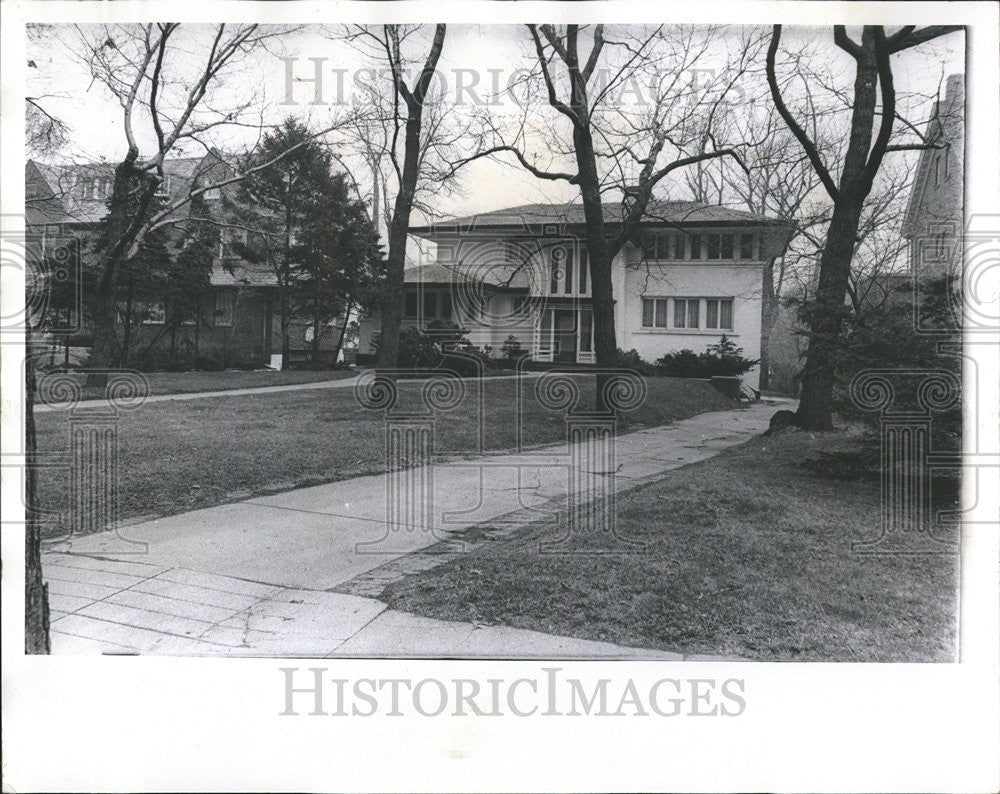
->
<box><xmin>639</xmin><ymin>296</ymin><xmax>735</xmax><ymax>332</ymax></box>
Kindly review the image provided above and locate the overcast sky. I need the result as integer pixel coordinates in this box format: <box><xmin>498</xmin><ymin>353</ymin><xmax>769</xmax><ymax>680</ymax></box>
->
<box><xmin>26</xmin><ymin>23</ymin><xmax>964</xmax><ymax>223</ymax></box>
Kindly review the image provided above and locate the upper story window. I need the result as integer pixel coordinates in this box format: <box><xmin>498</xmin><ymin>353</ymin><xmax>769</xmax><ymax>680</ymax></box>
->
<box><xmin>78</xmin><ymin>175</ymin><xmax>112</xmax><ymax>200</ymax></box>
<box><xmin>548</xmin><ymin>242</ymin><xmax>588</xmax><ymax>296</ymax></box>
<box><xmin>661</xmin><ymin>232</ymin><xmax>757</xmax><ymax>261</ymax></box>
<box><xmin>155</xmin><ymin>175</ymin><xmax>172</xmax><ymax>198</ymax></box>
<box><xmin>220</xmin><ymin>230</ymin><xmax>246</xmax><ymax>258</ymax></box>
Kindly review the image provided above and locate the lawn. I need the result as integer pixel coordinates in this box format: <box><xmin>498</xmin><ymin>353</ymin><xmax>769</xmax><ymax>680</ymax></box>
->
<box><xmin>379</xmin><ymin>430</ymin><xmax>960</xmax><ymax>662</ymax></box>
<box><xmin>36</xmin><ymin>367</ymin><xmax>359</xmax><ymax>403</ymax></box>
<box><xmin>34</xmin><ymin>374</ymin><xmax>734</xmax><ymax>535</ymax></box>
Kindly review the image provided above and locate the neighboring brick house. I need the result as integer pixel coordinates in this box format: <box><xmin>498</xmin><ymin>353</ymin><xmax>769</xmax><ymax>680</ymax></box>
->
<box><xmin>25</xmin><ymin>152</ymin><xmax>347</xmax><ymax>368</ymax></box>
<box><xmin>358</xmin><ymin>201</ymin><xmax>793</xmax><ymax>389</ymax></box>
<box><xmin>902</xmin><ymin>73</ymin><xmax>965</xmax><ymax>287</ymax></box>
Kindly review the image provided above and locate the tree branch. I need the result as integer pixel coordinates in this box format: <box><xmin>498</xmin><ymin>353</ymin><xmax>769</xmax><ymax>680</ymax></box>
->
<box><xmin>766</xmin><ymin>25</ymin><xmax>840</xmax><ymax>202</ymax></box>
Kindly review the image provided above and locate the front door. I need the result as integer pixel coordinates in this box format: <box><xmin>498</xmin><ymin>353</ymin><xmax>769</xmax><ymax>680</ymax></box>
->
<box><xmin>553</xmin><ymin>309</ymin><xmax>577</xmax><ymax>363</ymax></box>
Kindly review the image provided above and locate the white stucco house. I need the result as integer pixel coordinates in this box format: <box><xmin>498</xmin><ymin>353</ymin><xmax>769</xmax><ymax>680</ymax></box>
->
<box><xmin>358</xmin><ymin>201</ymin><xmax>793</xmax><ymax>389</ymax></box>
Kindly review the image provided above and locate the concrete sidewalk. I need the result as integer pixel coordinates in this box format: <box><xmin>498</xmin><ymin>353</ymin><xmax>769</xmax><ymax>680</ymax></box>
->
<box><xmin>43</xmin><ymin>400</ymin><xmax>784</xmax><ymax>657</ymax></box>
<box><xmin>34</xmin><ymin>373</ymin><xmax>368</xmax><ymax>413</ymax></box>
<box><xmin>44</xmin><ymin>553</ymin><xmax>704</xmax><ymax>658</ymax></box>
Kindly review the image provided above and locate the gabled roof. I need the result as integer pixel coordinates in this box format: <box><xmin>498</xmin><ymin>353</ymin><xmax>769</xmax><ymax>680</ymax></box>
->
<box><xmin>25</xmin><ymin>150</ymin><xmax>234</xmax><ymax>227</ymax></box>
<box><xmin>410</xmin><ymin>200</ymin><xmax>784</xmax><ymax>237</ymax></box>
<box><xmin>902</xmin><ymin>73</ymin><xmax>965</xmax><ymax>238</ymax></box>
<box><xmin>402</xmin><ymin>262</ymin><xmax>530</xmax><ymax>289</ymax></box>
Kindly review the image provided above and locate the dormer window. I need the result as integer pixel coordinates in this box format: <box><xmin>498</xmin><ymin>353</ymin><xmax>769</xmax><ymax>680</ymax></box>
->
<box><xmin>155</xmin><ymin>175</ymin><xmax>172</xmax><ymax>198</ymax></box>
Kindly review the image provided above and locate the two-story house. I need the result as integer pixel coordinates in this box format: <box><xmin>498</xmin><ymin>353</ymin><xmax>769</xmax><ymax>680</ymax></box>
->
<box><xmin>26</xmin><ymin>152</ymin><xmax>347</xmax><ymax>368</ymax></box>
<box><xmin>357</xmin><ymin>201</ymin><xmax>793</xmax><ymax>388</ymax></box>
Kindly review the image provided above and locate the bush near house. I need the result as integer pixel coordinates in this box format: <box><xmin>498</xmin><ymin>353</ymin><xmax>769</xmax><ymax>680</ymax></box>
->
<box><xmin>615</xmin><ymin>348</ymin><xmax>657</xmax><ymax>376</ymax></box>
<box><xmin>501</xmin><ymin>335</ymin><xmax>524</xmax><ymax>365</ymax></box>
<box><xmin>655</xmin><ymin>336</ymin><xmax>760</xmax><ymax>379</ymax></box>
<box><xmin>374</xmin><ymin>320</ymin><xmax>503</xmax><ymax>376</ymax></box>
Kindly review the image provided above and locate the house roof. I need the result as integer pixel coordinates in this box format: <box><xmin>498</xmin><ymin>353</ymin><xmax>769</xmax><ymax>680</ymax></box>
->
<box><xmin>409</xmin><ymin>200</ymin><xmax>785</xmax><ymax>237</ymax></box>
<box><xmin>902</xmin><ymin>73</ymin><xmax>965</xmax><ymax>238</ymax></box>
<box><xmin>402</xmin><ymin>262</ymin><xmax>530</xmax><ymax>289</ymax></box>
<box><xmin>25</xmin><ymin>151</ymin><xmax>233</xmax><ymax>227</ymax></box>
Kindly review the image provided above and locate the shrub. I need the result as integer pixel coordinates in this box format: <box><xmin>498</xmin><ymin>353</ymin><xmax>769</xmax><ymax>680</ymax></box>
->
<box><xmin>501</xmin><ymin>335</ymin><xmax>523</xmax><ymax>364</ymax></box>
<box><xmin>373</xmin><ymin>320</ymin><xmax>475</xmax><ymax>371</ymax></box>
<box><xmin>615</xmin><ymin>348</ymin><xmax>656</xmax><ymax>376</ymax></box>
<box><xmin>397</xmin><ymin>326</ymin><xmax>444</xmax><ymax>369</ymax></box>
<box><xmin>423</xmin><ymin>319</ymin><xmax>469</xmax><ymax>350</ymax></box>
<box><xmin>655</xmin><ymin>336</ymin><xmax>759</xmax><ymax>378</ymax></box>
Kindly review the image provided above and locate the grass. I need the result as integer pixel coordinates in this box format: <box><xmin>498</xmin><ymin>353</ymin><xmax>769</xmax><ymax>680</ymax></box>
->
<box><xmin>379</xmin><ymin>430</ymin><xmax>960</xmax><ymax>662</ymax></box>
<box><xmin>34</xmin><ymin>374</ymin><xmax>734</xmax><ymax>535</ymax></box>
<box><xmin>36</xmin><ymin>367</ymin><xmax>359</xmax><ymax>403</ymax></box>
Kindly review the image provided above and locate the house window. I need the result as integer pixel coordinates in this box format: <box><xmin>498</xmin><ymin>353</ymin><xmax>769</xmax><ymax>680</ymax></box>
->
<box><xmin>440</xmin><ymin>291</ymin><xmax>453</xmax><ymax>320</ymax></box>
<box><xmin>740</xmin><ymin>233</ymin><xmax>754</xmax><ymax>260</ymax></box>
<box><xmin>706</xmin><ymin>234</ymin><xmax>721</xmax><ymax>260</ymax></box>
<box><xmin>215</xmin><ymin>291</ymin><xmax>235</xmax><ymax>327</ymax></box>
<box><xmin>579</xmin><ymin>247</ymin><xmax>588</xmax><ymax>294</ymax></box>
<box><xmin>144</xmin><ymin>304</ymin><xmax>166</xmax><ymax>325</ymax></box>
<box><xmin>705</xmin><ymin>298</ymin><xmax>734</xmax><ymax>330</ymax></box>
<box><xmin>721</xmin><ymin>234</ymin><xmax>734</xmax><ymax>259</ymax></box>
<box><xmin>641</xmin><ymin>298</ymin><xmax>669</xmax><ymax>328</ymax></box>
<box><xmin>580</xmin><ymin>310</ymin><xmax>593</xmax><ymax>352</ymax></box>
<box><xmin>690</xmin><ymin>236</ymin><xmax>702</xmax><ymax>260</ymax></box>
<box><xmin>673</xmin><ymin>298</ymin><xmax>700</xmax><ymax>329</ymax></box>
<box><xmin>404</xmin><ymin>289</ymin><xmax>419</xmax><ymax>318</ymax></box>
<box><xmin>423</xmin><ymin>291</ymin><xmax>438</xmax><ymax>318</ymax></box>
<box><xmin>155</xmin><ymin>175</ymin><xmax>172</xmax><ymax>198</ymax></box>
<box><xmin>550</xmin><ymin>244</ymin><xmax>575</xmax><ymax>295</ymax></box>
<box><xmin>204</xmin><ymin>186</ymin><xmax>221</xmax><ymax>201</ymax></box>
<box><xmin>220</xmin><ymin>231</ymin><xmax>245</xmax><ymax>258</ymax></box>
<box><xmin>641</xmin><ymin>235</ymin><xmax>657</xmax><ymax>259</ymax></box>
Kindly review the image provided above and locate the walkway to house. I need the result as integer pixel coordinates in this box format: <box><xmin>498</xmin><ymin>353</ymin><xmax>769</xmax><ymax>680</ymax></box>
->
<box><xmin>42</xmin><ymin>400</ymin><xmax>789</xmax><ymax>657</ymax></box>
<box><xmin>34</xmin><ymin>370</ymin><xmax>371</xmax><ymax>413</ymax></box>
<box><xmin>32</xmin><ymin>369</ymin><xmax>546</xmax><ymax>412</ymax></box>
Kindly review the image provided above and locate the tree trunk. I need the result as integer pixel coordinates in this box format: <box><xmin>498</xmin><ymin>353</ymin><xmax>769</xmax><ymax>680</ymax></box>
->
<box><xmin>573</xmin><ymin>122</ymin><xmax>619</xmax><ymax>413</ymax></box>
<box><xmin>87</xmin><ymin>300</ymin><xmax>118</xmax><ymax>386</ymax></box>
<box><xmin>25</xmin><ymin>332</ymin><xmax>50</xmax><ymax>653</ymax></box>
<box><xmin>794</xmin><ymin>31</ymin><xmax>879</xmax><ymax>430</ymax></box>
<box><xmin>795</xmin><ymin>199</ymin><xmax>863</xmax><ymax>429</ymax></box>
<box><xmin>87</xmin><ymin>147</ymin><xmax>156</xmax><ymax>383</ymax></box>
<box><xmin>378</xmin><ymin>115</ymin><xmax>423</xmax><ymax>370</ymax></box>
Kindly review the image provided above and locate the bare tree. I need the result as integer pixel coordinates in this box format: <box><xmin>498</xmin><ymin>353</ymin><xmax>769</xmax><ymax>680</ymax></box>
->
<box><xmin>337</xmin><ymin>24</ymin><xmax>448</xmax><ymax>370</ymax></box>
<box><xmin>766</xmin><ymin>24</ymin><xmax>961</xmax><ymax>429</ymax></box>
<box><xmin>454</xmin><ymin>25</ymin><xmax>759</xmax><ymax>405</ymax></box>
<box><xmin>65</xmin><ymin>23</ymin><xmax>347</xmax><ymax>376</ymax></box>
